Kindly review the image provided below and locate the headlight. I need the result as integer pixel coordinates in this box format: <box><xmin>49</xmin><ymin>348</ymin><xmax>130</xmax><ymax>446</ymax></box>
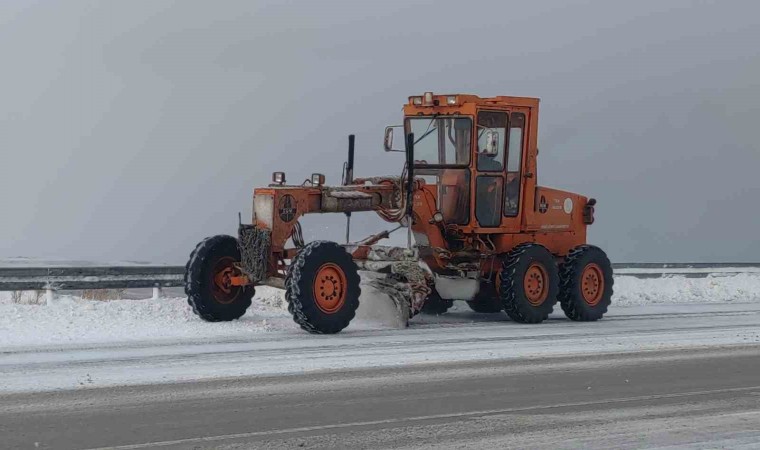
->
<box><xmin>411</xmin><ymin>96</ymin><xmax>423</xmax><ymax>105</ymax></box>
<box><xmin>311</xmin><ymin>173</ymin><xmax>325</xmax><ymax>186</ymax></box>
<box><xmin>272</xmin><ymin>172</ymin><xmax>286</xmax><ymax>184</ymax></box>
<box><xmin>446</xmin><ymin>96</ymin><xmax>457</xmax><ymax>105</ymax></box>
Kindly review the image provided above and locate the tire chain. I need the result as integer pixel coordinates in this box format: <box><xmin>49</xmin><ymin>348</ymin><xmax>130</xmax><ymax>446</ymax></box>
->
<box><xmin>237</xmin><ymin>225</ymin><xmax>271</xmax><ymax>283</ymax></box>
<box><xmin>285</xmin><ymin>240</ymin><xmax>321</xmax><ymax>333</ymax></box>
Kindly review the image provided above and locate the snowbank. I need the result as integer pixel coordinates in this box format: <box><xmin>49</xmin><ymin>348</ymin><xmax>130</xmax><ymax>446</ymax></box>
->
<box><xmin>0</xmin><ymin>287</ymin><xmax>295</xmax><ymax>348</ymax></box>
<box><xmin>612</xmin><ymin>274</ymin><xmax>760</xmax><ymax>306</ymax></box>
<box><xmin>1</xmin><ymin>274</ymin><xmax>759</xmax><ymax>349</ymax></box>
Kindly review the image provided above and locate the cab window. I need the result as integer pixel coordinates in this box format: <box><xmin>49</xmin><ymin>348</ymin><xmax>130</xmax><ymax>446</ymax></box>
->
<box><xmin>407</xmin><ymin>117</ymin><xmax>471</xmax><ymax>166</ymax></box>
<box><xmin>407</xmin><ymin>116</ymin><xmax>472</xmax><ymax>225</ymax></box>
<box><xmin>505</xmin><ymin>112</ymin><xmax>525</xmax><ymax>216</ymax></box>
<box><xmin>476</xmin><ymin>111</ymin><xmax>507</xmax><ymax>172</ymax></box>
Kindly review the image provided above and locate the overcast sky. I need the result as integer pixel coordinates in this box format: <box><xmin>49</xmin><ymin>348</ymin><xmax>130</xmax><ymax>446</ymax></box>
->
<box><xmin>1</xmin><ymin>0</ymin><xmax>759</xmax><ymax>264</ymax></box>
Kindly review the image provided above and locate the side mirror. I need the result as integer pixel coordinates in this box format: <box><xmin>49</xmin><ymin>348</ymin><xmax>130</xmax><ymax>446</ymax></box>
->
<box><xmin>384</xmin><ymin>127</ymin><xmax>394</xmax><ymax>151</ymax></box>
<box><xmin>484</xmin><ymin>129</ymin><xmax>499</xmax><ymax>155</ymax></box>
<box><xmin>383</xmin><ymin>125</ymin><xmax>405</xmax><ymax>152</ymax></box>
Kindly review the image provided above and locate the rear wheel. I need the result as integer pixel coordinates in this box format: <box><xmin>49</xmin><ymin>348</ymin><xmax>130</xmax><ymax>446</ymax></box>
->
<box><xmin>499</xmin><ymin>243</ymin><xmax>559</xmax><ymax>324</ymax></box>
<box><xmin>185</xmin><ymin>235</ymin><xmax>254</xmax><ymax>322</ymax></box>
<box><xmin>285</xmin><ymin>241</ymin><xmax>360</xmax><ymax>334</ymax></box>
<box><xmin>559</xmin><ymin>245</ymin><xmax>613</xmax><ymax>321</ymax></box>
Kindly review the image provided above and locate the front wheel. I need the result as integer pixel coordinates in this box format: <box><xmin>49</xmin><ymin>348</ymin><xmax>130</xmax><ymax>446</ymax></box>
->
<box><xmin>559</xmin><ymin>245</ymin><xmax>614</xmax><ymax>321</ymax></box>
<box><xmin>285</xmin><ymin>241</ymin><xmax>361</xmax><ymax>334</ymax></box>
<box><xmin>185</xmin><ymin>235</ymin><xmax>254</xmax><ymax>322</ymax></box>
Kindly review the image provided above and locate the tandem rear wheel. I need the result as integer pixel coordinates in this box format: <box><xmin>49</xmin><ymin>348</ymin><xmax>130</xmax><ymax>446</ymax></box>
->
<box><xmin>497</xmin><ymin>243</ymin><xmax>613</xmax><ymax>324</ymax></box>
<box><xmin>499</xmin><ymin>243</ymin><xmax>560</xmax><ymax>324</ymax></box>
<box><xmin>559</xmin><ymin>245</ymin><xmax>614</xmax><ymax>321</ymax></box>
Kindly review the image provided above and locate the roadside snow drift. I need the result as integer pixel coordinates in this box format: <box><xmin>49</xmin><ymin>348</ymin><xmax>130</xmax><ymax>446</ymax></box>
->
<box><xmin>613</xmin><ymin>274</ymin><xmax>760</xmax><ymax>306</ymax></box>
<box><xmin>1</xmin><ymin>274</ymin><xmax>759</xmax><ymax>349</ymax></box>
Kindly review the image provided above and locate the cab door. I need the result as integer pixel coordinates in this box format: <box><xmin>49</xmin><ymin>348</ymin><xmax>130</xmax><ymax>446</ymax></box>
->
<box><xmin>474</xmin><ymin>110</ymin><xmax>508</xmax><ymax>228</ymax></box>
<box><xmin>502</xmin><ymin>110</ymin><xmax>528</xmax><ymax>232</ymax></box>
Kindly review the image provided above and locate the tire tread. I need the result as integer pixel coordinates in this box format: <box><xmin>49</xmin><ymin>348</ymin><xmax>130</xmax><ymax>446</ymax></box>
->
<box><xmin>558</xmin><ymin>245</ymin><xmax>614</xmax><ymax>321</ymax></box>
<box><xmin>285</xmin><ymin>241</ymin><xmax>360</xmax><ymax>334</ymax></box>
<box><xmin>185</xmin><ymin>235</ymin><xmax>253</xmax><ymax>322</ymax></box>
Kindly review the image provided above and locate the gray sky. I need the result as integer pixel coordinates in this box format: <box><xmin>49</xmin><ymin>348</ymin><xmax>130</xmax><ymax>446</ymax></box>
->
<box><xmin>1</xmin><ymin>0</ymin><xmax>759</xmax><ymax>264</ymax></box>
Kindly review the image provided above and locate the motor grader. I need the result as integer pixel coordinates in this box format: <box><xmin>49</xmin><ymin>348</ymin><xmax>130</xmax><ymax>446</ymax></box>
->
<box><xmin>185</xmin><ymin>93</ymin><xmax>613</xmax><ymax>333</ymax></box>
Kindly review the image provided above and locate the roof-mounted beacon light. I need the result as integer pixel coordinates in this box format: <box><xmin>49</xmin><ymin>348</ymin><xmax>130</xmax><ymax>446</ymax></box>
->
<box><xmin>423</xmin><ymin>91</ymin><xmax>434</xmax><ymax>106</ymax></box>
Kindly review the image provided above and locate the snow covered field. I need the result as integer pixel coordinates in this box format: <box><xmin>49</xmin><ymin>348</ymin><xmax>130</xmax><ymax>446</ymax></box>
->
<box><xmin>1</xmin><ymin>274</ymin><xmax>759</xmax><ymax>350</ymax></box>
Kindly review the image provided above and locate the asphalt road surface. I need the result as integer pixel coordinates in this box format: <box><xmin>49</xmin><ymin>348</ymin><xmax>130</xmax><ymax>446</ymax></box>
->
<box><xmin>2</xmin><ymin>303</ymin><xmax>760</xmax><ymax>449</ymax></box>
<box><xmin>2</xmin><ymin>346</ymin><xmax>760</xmax><ymax>449</ymax></box>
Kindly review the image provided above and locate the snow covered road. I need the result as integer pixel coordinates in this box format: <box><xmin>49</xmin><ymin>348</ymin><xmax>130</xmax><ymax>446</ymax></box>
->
<box><xmin>2</xmin><ymin>275</ymin><xmax>760</xmax><ymax>448</ymax></box>
<box><xmin>2</xmin><ymin>273</ymin><xmax>760</xmax><ymax>349</ymax></box>
<box><xmin>1</xmin><ymin>274</ymin><xmax>760</xmax><ymax>393</ymax></box>
<box><xmin>1</xmin><ymin>302</ymin><xmax>760</xmax><ymax>393</ymax></box>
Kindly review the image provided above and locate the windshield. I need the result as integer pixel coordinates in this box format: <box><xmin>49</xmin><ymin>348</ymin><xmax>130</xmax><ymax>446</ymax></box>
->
<box><xmin>405</xmin><ymin>116</ymin><xmax>472</xmax><ymax>166</ymax></box>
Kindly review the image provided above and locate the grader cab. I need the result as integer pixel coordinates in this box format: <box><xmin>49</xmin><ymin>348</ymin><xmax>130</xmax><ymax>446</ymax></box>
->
<box><xmin>185</xmin><ymin>93</ymin><xmax>613</xmax><ymax>334</ymax></box>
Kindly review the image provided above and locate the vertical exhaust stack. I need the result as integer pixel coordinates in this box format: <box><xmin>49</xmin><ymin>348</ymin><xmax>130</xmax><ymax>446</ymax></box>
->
<box><xmin>406</xmin><ymin>133</ymin><xmax>414</xmax><ymax>249</ymax></box>
<box><xmin>345</xmin><ymin>134</ymin><xmax>355</xmax><ymax>185</ymax></box>
<box><xmin>344</xmin><ymin>134</ymin><xmax>355</xmax><ymax>243</ymax></box>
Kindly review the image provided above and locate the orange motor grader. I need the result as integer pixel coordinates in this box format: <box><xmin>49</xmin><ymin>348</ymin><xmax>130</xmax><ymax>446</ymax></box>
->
<box><xmin>185</xmin><ymin>93</ymin><xmax>612</xmax><ymax>333</ymax></box>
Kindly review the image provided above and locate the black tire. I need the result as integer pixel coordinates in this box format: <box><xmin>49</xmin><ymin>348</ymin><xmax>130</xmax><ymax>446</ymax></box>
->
<box><xmin>559</xmin><ymin>245</ymin><xmax>613</xmax><ymax>321</ymax></box>
<box><xmin>499</xmin><ymin>243</ymin><xmax>559</xmax><ymax>324</ymax></box>
<box><xmin>285</xmin><ymin>241</ymin><xmax>360</xmax><ymax>334</ymax></box>
<box><xmin>466</xmin><ymin>282</ymin><xmax>503</xmax><ymax>313</ymax></box>
<box><xmin>185</xmin><ymin>235</ymin><xmax>254</xmax><ymax>322</ymax></box>
<box><xmin>420</xmin><ymin>288</ymin><xmax>453</xmax><ymax>315</ymax></box>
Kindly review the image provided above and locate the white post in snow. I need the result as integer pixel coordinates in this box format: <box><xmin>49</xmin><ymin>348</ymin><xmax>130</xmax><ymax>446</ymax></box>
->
<box><xmin>152</xmin><ymin>286</ymin><xmax>162</xmax><ymax>300</ymax></box>
<box><xmin>45</xmin><ymin>288</ymin><xmax>55</xmax><ymax>305</ymax></box>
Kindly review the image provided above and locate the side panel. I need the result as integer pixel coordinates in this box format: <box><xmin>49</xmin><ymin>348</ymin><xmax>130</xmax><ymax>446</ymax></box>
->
<box><xmin>254</xmin><ymin>188</ymin><xmax>316</xmax><ymax>252</ymax></box>
<box><xmin>532</xmin><ymin>186</ymin><xmax>586</xmax><ymax>233</ymax></box>
<box><xmin>491</xmin><ymin>186</ymin><xmax>588</xmax><ymax>257</ymax></box>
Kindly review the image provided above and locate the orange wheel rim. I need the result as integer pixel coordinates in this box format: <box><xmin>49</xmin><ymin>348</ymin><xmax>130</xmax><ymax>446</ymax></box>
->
<box><xmin>211</xmin><ymin>256</ymin><xmax>241</xmax><ymax>305</ymax></box>
<box><xmin>524</xmin><ymin>263</ymin><xmax>549</xmax><ymax>306</ymax></box>
<box><xmin>313</xmin><ymin>263</ymin><xmax>347</xmax><ymax>314</ymax></box>
<box><xmin>581</xmin><ymin>263</ymin><xmax>604</xmax><ymax>306</ymax></box>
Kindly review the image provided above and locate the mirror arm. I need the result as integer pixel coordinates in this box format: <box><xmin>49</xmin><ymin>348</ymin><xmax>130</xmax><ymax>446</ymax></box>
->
<box><xmin>384</xmin><ymin>125</ymin><xmax>406</xmax><ymax>152</ymax></box>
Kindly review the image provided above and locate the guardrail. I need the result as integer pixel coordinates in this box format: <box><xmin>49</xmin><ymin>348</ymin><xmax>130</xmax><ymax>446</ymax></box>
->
<box><xmin>0</xmin><ymin>266</ymin><xmax>184</xmax><ymax>302</ymax></box>
<box><xmin>1</xmin><ymin>263</ymin><xmax>759</xmax><ymax>296</ymax></box>
<box><xmin>612</xmin><ymin>263</ymin><xmax>760</xmax><ymax>279</ymax></box>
